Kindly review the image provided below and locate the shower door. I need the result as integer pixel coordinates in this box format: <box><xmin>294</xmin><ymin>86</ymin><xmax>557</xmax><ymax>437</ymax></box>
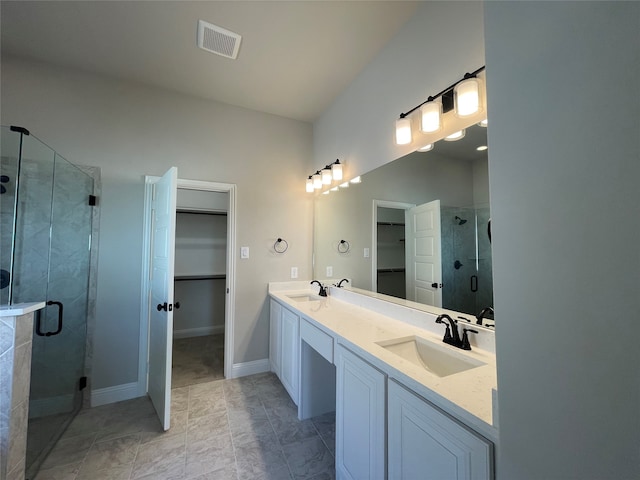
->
<box><xmin>5</xmin><ymin>129</ymin><xmax>95</xmax><ymax>478</ymax></box>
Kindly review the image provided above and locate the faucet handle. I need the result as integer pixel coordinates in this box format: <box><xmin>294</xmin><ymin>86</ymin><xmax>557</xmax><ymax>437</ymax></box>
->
<box><xmin>461</xmin><ymin>328</ymin><xmax>479</xmax><ymax>350</ymax></box>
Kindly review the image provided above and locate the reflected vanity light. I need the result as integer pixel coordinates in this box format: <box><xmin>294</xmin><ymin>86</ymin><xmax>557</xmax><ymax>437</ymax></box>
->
<box><xmin>322</xmin><ymin>190</ymin><xmax>330</xmax><ymax>195</ymax></box>
<box><xmin>395</xmin><ymin>65</ymin><xmax>485</xmax><ymax>146</ymax></box>
<box><xmin>478</xmin><ymin>118</ymin><xmax>488</xmax><ymax>127</ymax></box>
<box><xmin>339</xmin><ymin>182</ymin><xmax>349</xmax><ymax>188</ymax></box>
<box><xmin>331</xmin><ymin>186</ymin><xmax>339</xmax><ymax>192</ymax></box>
<box><xmin>476</xmin><ymin>145</ymin><xmax>488</xmax><ymax>151</ymax></box>
<box><xmin>417</xmin><ymin>143</ymin><xmax>434</xmax><ymax>152</ymax></box>
<box><xmin>350</xmin><ymin>176</ymin><xmax>362</xmax><ymax>184</ymax></box>
<box><xmin>444</xmin><ymin>130</ymin><xmax>465</xmax><ymax>141</ymax></box>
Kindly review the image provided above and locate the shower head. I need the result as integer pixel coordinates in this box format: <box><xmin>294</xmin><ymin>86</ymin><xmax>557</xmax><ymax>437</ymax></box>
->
<box><xmin>455</xmin><ymin>216</ymin><xmax>467</xmax><ymax>225</ymax></box>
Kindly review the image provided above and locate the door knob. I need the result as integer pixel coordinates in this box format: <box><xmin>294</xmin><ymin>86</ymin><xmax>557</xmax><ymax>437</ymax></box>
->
<box><xmin>157</xmin><ymin>302</ymin><xmax>168</xmax><ymax>311</ymax></box>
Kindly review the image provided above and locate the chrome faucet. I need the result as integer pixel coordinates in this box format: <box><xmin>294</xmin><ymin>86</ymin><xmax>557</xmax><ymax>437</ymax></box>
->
<box><xmin>336</xmin><ymin>278</ymin><xmax>349</xmax><ymax>288</ymax></box>
<box><xmin>310</xmin><ymin>280</ymin><xmax>327</xmax><ymax>297</ymax></box>
<box><xmin>476</xmin><ymin>306</ymin><xmax>494</xmax><ymax>325</ymax></box>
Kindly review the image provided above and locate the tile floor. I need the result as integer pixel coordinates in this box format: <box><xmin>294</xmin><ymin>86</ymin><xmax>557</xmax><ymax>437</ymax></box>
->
<box><xmin>172</xmin><ymin>335</ymin><xmax>225</xmax><ymax>388</ymax></box>
<box><xmin>33</xmin><ymin>372</ymin><xmax>336</xmax><ymax>480</ymax></box>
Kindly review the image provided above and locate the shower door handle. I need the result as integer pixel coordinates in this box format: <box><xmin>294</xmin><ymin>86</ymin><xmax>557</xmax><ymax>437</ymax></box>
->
<box><xmin>36</xmin><ymin>300</ymin><xmax>64</xmax><ymax>336</ymax></box>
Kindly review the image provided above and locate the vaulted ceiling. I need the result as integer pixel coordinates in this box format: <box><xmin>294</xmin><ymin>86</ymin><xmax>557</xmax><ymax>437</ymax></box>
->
<box><xmin>1</xmin><ymin>1</ymin><xmax>420</xmax><ymax>122</ymax></box>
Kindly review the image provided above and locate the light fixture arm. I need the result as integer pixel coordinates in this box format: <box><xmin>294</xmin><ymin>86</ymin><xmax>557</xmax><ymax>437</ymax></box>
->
<box><xmin>398</xmin><ymin>65</ymin><xmax>485</xmax><ymax>119</ymax></box>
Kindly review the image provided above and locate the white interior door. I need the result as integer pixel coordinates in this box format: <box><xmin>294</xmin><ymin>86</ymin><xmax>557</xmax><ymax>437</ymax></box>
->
<box><xmin>148</xmin><ymin>167</ymin><xmax>177</xmax><ymax>430</ymax></box>
<box><xmin>405</xmin><ymin>200</ymin><xmax>442</xmax><ymax>307</ymax></box>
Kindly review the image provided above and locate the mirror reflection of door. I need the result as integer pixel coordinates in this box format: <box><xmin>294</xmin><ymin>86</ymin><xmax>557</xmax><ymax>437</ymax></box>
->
<box><xmin>405</xmin><ymin>200</ymin><xmax>442</xmax><ymax>307</ymax></box>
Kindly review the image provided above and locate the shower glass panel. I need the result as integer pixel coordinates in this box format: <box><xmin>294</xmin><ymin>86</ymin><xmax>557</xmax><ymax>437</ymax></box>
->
<box><xmin>441</xmin><ymin>205</ymin><xmax>493</xmax><ymax>317</ymax></box>
<box><xmin>0</xmin><ymin>126</ymin><xmax>94</xmax><ymax>479</ymax></box>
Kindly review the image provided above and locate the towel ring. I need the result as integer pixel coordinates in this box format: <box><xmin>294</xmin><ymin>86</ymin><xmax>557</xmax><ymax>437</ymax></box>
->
<box><xmin>274</xmin><ymin>238</ymin><xmax>288</xmax><ymax>254</ymax></box>
<box><xmin>338</xmin><ymin>239</ymin><xmax>350</xmax><ymax>254</ymax></box>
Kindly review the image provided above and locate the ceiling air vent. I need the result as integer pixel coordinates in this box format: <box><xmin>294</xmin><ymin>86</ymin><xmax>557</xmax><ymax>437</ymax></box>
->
<box><xmin>197</xmin><ymin>20</ymin><xmax>242</xmax><ymax>60</ymax></box>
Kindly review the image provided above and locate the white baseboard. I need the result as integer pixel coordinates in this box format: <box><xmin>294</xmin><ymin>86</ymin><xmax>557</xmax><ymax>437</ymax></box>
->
<box><xmin>91</xmin><ymin>382</ymin><xmax>141</xmax><ymax>407</ymax></box>
<box><xmin>173</xmin><ymin>325</ymin><xmax>224</xmax><ymax>339</ymax></box>
<box><xmin>230</xmin><ymin>358</ymin><xmax>270</xmax><ymax>379</ymax></box>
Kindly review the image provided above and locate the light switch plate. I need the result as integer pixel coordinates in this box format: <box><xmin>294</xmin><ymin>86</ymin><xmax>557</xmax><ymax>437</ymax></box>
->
<box><xmin>240</xmin><ymin>246</ymin><xmax>249</xmax><ymax>259</ymax></box>
<box><xmin>326</xmin><ymin>266</ymin><xmax>333</xmax><ymax>277</ymax></box>
<box><xmin>291</xmin><ymin>267</ymin><xmax>298</xmax><ymax>279</ymax></box>
<box><xmin>364</xmin><ymin>247</ymin><xmax>370</xmax><ymax>258</ymax></box>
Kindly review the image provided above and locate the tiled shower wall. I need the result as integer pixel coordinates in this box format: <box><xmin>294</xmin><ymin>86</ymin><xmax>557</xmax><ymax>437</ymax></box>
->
<box><xmin>0</xmin><ymin>311</ymin><xmax>35</xmax><ymax>480</ymax></box>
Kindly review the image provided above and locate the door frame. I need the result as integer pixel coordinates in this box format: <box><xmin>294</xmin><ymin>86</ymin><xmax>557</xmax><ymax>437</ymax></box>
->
<box><xmin>139</xmin><ymin>176</ymin><xmax>237</xmax><ymax>395</ymax></box>
<box><xmin>371</xmin><ymin>200</ymin><xmax>415</xmax><ymax>293</ymax></box>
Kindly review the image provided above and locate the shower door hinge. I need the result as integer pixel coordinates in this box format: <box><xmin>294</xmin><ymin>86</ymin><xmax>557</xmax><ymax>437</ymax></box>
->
<box><xmin>79</xmin><ymin>376</ymin><xmax>88</xmax><ymax>391</ymax></box>
<box><xmin>88</xmin><ymin>195</ymin><xmax>97</xmax><ymax>206</ymax></box>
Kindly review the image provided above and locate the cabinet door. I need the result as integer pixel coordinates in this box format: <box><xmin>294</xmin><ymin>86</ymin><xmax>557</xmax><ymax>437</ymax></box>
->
<box><xmin>388</xmin><ymin>380</ymin><xmax>493</xmax><ymax>480</ymax></box>
<box><xmin>269</xmin><ymin>300</ymin><xmax>282</xmax><ymax>376</ymax></box>
<box><xmin>336</xmin><ymin>345</ymin><xmax>386</xmax><ymax>480</ymax></box>
<box><xmin>280</xmin><ymin>307</ymin><xmax>300</xmax><ymax>405</ymax></box>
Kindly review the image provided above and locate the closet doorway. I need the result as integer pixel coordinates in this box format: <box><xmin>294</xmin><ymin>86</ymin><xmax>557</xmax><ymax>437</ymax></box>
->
<box><xmin>172</xmin><ymin>188</ymin><xmax>228</xmax><ymax>387</ymax></box>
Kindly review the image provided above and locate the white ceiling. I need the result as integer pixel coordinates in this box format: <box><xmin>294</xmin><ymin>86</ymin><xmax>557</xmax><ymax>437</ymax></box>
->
<box><xmin>1</xmin><ymin>1</ymin><xmax>420</xmax><ymax>122</ymax></box>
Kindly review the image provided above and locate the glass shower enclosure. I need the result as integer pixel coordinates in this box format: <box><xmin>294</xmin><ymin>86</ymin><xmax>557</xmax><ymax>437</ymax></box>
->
<box><xmin>0</xmin><ymin>125</ymin><xmax>94</xmax><ymax>478</ymax></box>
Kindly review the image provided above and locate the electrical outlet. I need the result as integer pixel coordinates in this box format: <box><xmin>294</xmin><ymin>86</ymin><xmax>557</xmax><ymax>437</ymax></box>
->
<box><xmin>364</xmin><ymin>247</ymin><xmax>370</xmax><ymax>258</ymax></box>
<box><xmin>241</xmin><ymin>246</ymin><xmax>249</xmax><ymax>259</ymax></box>
<box><xmin>291</xmin><ymin>267</ymin><xmax>298</xmax><ymax>279</ymax></box>
<box><xmin>326</xmin><ymin>266</ymin><xmax>333</xmax><ymax>277</ymax></box>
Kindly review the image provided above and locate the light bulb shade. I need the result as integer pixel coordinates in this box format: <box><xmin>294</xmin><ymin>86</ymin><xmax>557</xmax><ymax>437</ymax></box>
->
<box><xmin>395</xmin><ymin>117</ymin><xmax>412</xmax><ymax>145</ymax></box>
<box><xmin>331</xmin><ymin>162</ymin><xmax>343</xmax><ymax>181</ymax></box>
<box><xmin>417</xmin><ymin>143</ymin><xmax>434</xmax><ymax>152</ymax></box>
<box><xmin>322</xmin><ymin>168</ymin><xmax>332</xmax><ymax>185</ymax></box>
<box><xmin>306</xmin><ymin>177</ymin><xmax>314</xmax><ymax>193</ymax></box>
<box><xmin>420</xmin><ymin>101</ymin><xmax>442</xmax><ymax>133</ymax></box>
<box><xmin>455</xmin><ymin>78</ymin><xmax>482</xmax><ymax>117</ymax></box>
<box><xmin>444</xmin><ymin>129</ymin><xmax>465</xmax><ymax>141</ymax></box>
<box><xmin>313</xmin><ymin>173</ymin><xmax>322</xmax><ymax>189</ymax></box>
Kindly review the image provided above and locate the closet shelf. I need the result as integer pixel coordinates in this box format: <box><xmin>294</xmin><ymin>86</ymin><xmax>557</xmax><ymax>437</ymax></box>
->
<box><xmin>377</xmin><ymin>268</ymin><xmax>406</xmax><ymax>273</ymax></box>
<box><xmin>174</xmin><ymin>274</ymin><xmax>226</xmax><ymax>281</ymax></box>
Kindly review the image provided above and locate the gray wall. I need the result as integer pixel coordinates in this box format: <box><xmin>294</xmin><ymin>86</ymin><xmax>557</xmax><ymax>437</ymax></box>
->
<box><xmin>484</xmin><ymin>2</ymin><xmax>639</xmax><ymax>478</ymax></box>
<box><xmin>1</xmin><ymin>56</ymin><xmax>314</xmax><ymax>390</ymax></box>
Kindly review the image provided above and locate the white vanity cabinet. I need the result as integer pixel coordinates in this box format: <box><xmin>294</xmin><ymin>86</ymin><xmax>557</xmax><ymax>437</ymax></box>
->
<box><xmin>335</xmin><ymin>345</ymin><xmax>386</xmax><ymax>480</ymax></box>
<box><xmin>269</xmin><ymin>299</ymin><xmax>300</xmax><ymax>404</ymax></box>
<box><xmin>388</xmin><ymin>379</ymin><xmax>493</xmax><ymax>480</ymax></box>
<box><xmin>269</xmin><ymin>299</ymin><xmax>282</xmax><ymax>375</ymax></box>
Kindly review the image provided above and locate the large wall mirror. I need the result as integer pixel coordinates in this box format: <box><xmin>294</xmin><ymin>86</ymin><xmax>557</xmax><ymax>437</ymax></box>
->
<box><xmin>313</xmin><ymin>123</ymin><xmax>494</xmax><ymax>325</ymax></box>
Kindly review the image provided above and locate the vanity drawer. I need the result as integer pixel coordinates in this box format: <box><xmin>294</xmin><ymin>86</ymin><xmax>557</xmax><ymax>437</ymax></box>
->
<box><xmin>300</xmin><ymin>318</ymin><xmax>334</xmax><ymax>363</ymax></box>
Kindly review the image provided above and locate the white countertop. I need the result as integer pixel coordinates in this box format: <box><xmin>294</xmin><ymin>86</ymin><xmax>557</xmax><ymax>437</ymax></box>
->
<box><xmin>0</xmin><ymin>301</ymin><xmax>46</xmax><ymax>317</ymax></box>
<box><xmin>269</xmin><ymin>283</ymin><xmax>498</xmax><ymax>442</ymax></box>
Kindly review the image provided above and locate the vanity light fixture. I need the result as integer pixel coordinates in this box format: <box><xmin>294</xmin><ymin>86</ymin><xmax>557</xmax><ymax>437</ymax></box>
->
<box><xmin>478</xmin><ymin>118</ymin><xmax>488</xmax><ymax>127</ymax></box>
<box><xmin>396</xmin><ymin>65</ymin><xmax>485</xmax><ymax>145</ymax></box>
<box><xmin>395</xmin><ymin>117</ymin><xmax>412</xmax><ymax>145</ymax></box>
<box><xmin>454</xmin><ymin>76</ymin><xmax>483</xmax><ymax>117</ymax></box>
<box><xmin>444</xmin><ymin>130</ymin><xmax>465</xmax><ymax>141</ymax></box>
<box><xmin>306</xmin><ymin>159</ymin><xmax>344</xmax><ymax>193</ymax></box>
<box><xmin>331</xmin><ymin>160</ymin><xmax>343</xmax><ymax>181</ymax></box>
<box><xmin>420</xmin><ymin>101</ymin><xmax>442</xmax><ymax>133</ymax></box>
<box><xmin>417</xmin><ymin>143</ymin><xmax>434</xmax><ymax>152</ymax></box>
<box><xmin>322</xmin><ymin>167</ymin><xmax>332</xmax><ymax>185</ymax></box>
<box><xmin>313</xmin><ymin>172</ymin><xmax>322</xmax><ymax>190</ymax></box>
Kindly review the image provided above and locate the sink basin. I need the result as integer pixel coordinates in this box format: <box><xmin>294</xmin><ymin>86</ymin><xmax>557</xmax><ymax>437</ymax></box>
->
<box><xmin>287</xmin><ymin>294</ymin><xmax>322</xmax><ymax>302</ymax></box>
<box><xmin>376</xmin><ymin>335</ymin><xmax>485</xmax><ymax>377</ymax></box>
